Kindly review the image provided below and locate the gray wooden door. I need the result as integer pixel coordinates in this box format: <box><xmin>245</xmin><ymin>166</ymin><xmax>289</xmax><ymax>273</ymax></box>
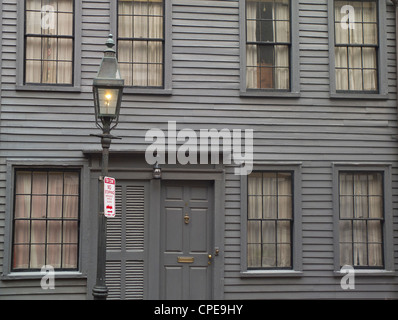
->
<box><xmin>160</xmin><ymin>181</ymin><xmax>214</xmax><ymax>300</ymax></box>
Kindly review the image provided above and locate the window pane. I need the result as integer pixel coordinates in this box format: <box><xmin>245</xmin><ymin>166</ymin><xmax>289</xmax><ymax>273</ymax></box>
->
<box><xmin>248</xmin><ymin>221</ymin><xmax>261</xmax><ymax>244</ymax></box>
<box><xmin>26</xmin><ymin>0</ymin><xmax>41</xmax><ymax>11</ymax></box>
<box><xmin>349</xmin><ymin>69</ymin><xmax>363</xmax><ymax>91</ymax></box>
<box><xmin>363</xmin><ymin>23</ymin><xmax>378</xmax><ymax>45</ymax></box>
<box><xmin>15</xmin><ymin>196</ymin><xmax>31</xmax><ymax>219</ymax></box>
<box><xmin>58</xmin><ymin>39</ymin><xmax>73</xmax><ymax>61</ymax></box>
<box><xmin>263</xmin><ymin>196</ymin><xmax>277</xmax><ymax>219</ymax></box>
<box><xmin>248</xmin><ymin>172</ymin><xmax>263</xmax><ymax>195</ymax></box>
<box><xmin>248</xmin><ymin>244</ymin><xmax>262</xmax><ymax>268</ymax></box>
<box><xmin>30</xmin><ymin>245</ymin><xmax>46</xmax><ymax>269</ymax></box>
<box><xmin>363</xmin><ymin>69</ymin><xmax>377</xmax><ymax>91</ymax></box>
<box><xmin>118</xmin><ymin>40</ymin><xmax>133</xmax><ymax>63</ymax></box>
<box><xmin>48</xmin><ymin>172</ymin><xmax>63</xmax><ymax>195</ymax></box>
<box><xmin>64</xmin><ymin>196</ymin><xmax>79</xmax><ymax>219</ymax></box>
<box><xmin>64</xmin><ymin>172</ymin><xmax>79</xmax><ymax>195</ymax></box>
<box><xmin>63</xmin><ymin>245</ymin><xmax>78</xmax><ymax>268</ymax></box>
<box><xmin>32</xmin><ymin>196</ymin><xmax>47</xmax><ymax>219</ymax></box>
<box><xmin>47</xmin><ymin>245</ymin><xmax>62</xmax><ymax>268</ymax></box>
<box><xmin>248</xmin><ymin>196</ymin><xmax>262</xmax><ymax>219</ymax></box>
<box><xmin>348</xmin><ymin>47</ymin><xmax>362</xmax><ymax>69</ymax></box>
<box><xmin>48</xmin><ymin>196</ymin><xmax>63</xmax><ymax>218</ymax></box>
<box><xmin>262</xmin><ymin>220</ymin><xmax>276</xmax><ymax>245</ymax></box>
<box><xmin>362</xmin><ymin>47</ymin><xmax>377</xmax><ymax>69</ymax></box>
<box><xmin>58</xmin><ymin>13</ymin><xmax>73</xmax><ymax>36</ymax></box>
<box><xmin>14</xmin><ymin>220</ymin><xmax>30</xmax><ymax>244</ymax></box>
<box><xmin>262</xmin><ymin>244</ymin><xmax>276</xmax><ymax>267</ymax></box>
<box><xmin>13</xmin><ymin>245</ymin><xmax>30</xmax><ymax>269</ymax></box>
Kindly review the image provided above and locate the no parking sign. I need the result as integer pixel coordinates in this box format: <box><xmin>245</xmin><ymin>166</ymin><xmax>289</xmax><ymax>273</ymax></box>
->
<box><xmin>104</xmin><ymin>177</ymin><xmax>116</xmax><ymax>218</ymax></box>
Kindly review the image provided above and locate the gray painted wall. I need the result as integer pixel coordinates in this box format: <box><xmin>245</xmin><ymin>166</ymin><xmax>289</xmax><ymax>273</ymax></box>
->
<box><xmin>0</xmin><ymin>0</ymin><xmax>398</xmax><ymax>299</ymax></box>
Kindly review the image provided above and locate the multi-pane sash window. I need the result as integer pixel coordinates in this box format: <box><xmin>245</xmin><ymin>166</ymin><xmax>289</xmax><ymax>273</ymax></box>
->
<box><xmin>25</xmin><ymin>0</ymin><xmax>74</xmax><ymax>85</ymax></box>
<box><xmin>117</xmin><ymin>0</ymin><xmax>164</xmax><ymax>87</ymax></box>
<box><xmin>12</xmin><ymin>170</ymin><xmax>80</xmax><ymax>271</ymax></box>
<box><xmin>339</xmin><ymin>172</ymin><xmax>384</xmax><ymax>268</ymax></box>
<box><xmin>247</xmin><ymin>172</ymin><xmax>293</xmax><ymax>269</ymax></box>
<box><xmin>246</xmin><ymin>0</ymin><xmax>291</xmax><ymax>90</ymax></box>
<box><xmin>334</xmin><ymin>0</ymin><xmax>378</xmax><ymax>92</ymax></box>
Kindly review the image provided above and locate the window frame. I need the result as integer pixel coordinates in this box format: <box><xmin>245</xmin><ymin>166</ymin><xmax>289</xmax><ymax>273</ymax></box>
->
<box><xmin>240</xmin><ymin>163</ymin><xmax>303</xmax><ymax>277</ymax></box>
<box><xmin>111</xmin><ymin>0</ymin><xmax>172</xmax><ymax>95</ymax></box>
<box><xmin>332</xmin><ymin>163</ymin><xmax>395</xmax><ymax>276</ymax></box>
<box><xmin>11</xmin><ymin>168</ymin><xmax>81</xmax><ymax>272</ymax></box>
<box><xmin>328</xmin><ymin>0</ymin><xmax>389</xmax><ymax>99</ymax></box>
<box><xmin>239</xmin><ymin>0</ymin><xmax>300</xmax><ymax>98</ymax></box>
<box><xmin>2</xmin><ymin>162</ymin><xmax>89</xmax><ymax>280</ymax></box>
<box><xmin>16</xmin><ymin>0</ymin><xmax>82</xmax><ymax>92</ymax></box>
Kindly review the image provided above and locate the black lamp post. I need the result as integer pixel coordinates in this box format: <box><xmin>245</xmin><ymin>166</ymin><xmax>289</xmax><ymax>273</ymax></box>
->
<box><xmin>91</xmin><ymin>34</ymin><xmax>124</xmax><ymax>300</ymax></box>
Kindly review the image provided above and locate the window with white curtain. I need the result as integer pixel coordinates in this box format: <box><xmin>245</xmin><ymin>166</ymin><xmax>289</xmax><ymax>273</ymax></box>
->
<box><xmin>24</xmin><ymin>0</ymin><xmax>74</xmax><ymax>85</ymax></box>
<box><xmin>12</xmin><ymin>169</ymin><xmax>80</xmax><ymax>271</ymax></box>
<box><xmin>247</xmin><ymin>172</ymin><xmax>293</xmax><ymax>269</ymax></box>
<box><xmin>339</xmin><ymin>172</ymin><xmax>384</xmax><ymax>268</ymax></box>
<box><xmin>334</xmin><ymin>0</ymin><xmax>378</xmax><ymax>92</ymax></box>
<box><xmin>246</xmin><ymin>0</ymin><xmax>290</xmax><ymax>90</ymax></box>
<box><xmin>117</xmin><ymin>0</ymin><xmax>164</xmax><ymax>88</ymax></box>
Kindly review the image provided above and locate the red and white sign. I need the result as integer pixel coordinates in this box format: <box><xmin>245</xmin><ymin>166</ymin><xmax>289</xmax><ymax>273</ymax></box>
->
<box><xmin>104</xmin><ymin>177</ymin><xmax>116</xmax><ymax>218</ymax></box>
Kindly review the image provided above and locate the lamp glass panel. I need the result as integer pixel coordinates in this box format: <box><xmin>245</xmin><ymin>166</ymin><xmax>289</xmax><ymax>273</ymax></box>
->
<box><xmin>97</xmin><ymin>88</ymin><xmax>119</xmax><ymax>116</ymax></box>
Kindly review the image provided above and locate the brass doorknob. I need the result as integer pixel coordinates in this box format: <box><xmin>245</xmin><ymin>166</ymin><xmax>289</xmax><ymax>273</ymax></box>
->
<box><xmin>208</xmin><ymin>254</ymin><xmax>212</xmax><ymax>265</ymax></box>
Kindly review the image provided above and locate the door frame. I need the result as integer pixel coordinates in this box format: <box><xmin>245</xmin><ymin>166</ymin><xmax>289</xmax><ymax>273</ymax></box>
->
<box><xmin>148</xmin><ymin>167</ymin><xmax>225</xmax><ymax>300</ymax></box>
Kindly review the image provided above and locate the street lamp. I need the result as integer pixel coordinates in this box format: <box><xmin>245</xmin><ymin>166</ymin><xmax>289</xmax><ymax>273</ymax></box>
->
<box><xmin>92</xmin><ymin>34</ymin><xmax>124</xmax><ymax>300</ymax></box>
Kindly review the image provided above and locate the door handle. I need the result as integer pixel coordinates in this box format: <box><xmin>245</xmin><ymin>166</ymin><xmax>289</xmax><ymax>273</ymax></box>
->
<box><xmin>208</xmin><ymin>254</ymin><xmax>212</xmax><ymax>265</ymax></box>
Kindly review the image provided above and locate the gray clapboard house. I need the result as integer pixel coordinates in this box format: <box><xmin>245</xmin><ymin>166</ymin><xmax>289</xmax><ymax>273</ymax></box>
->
<box><xmin>1</xmin><ymin>0</ymin><xmax>398</xmax><ymax>300</ymax></box>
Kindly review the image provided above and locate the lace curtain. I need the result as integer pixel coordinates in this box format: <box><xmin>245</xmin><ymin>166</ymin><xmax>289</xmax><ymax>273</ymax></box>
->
<box><xmin>13</xmin><ymin>171</ymin><xmax>79</xmax><ymax>270</ymax></box>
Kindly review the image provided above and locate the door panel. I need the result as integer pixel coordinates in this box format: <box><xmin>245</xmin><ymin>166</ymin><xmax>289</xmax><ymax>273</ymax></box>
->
<box><xmin>160</xmin><ymin>181</ymin><xmax>213</xmax><ymax>300</ymax></box>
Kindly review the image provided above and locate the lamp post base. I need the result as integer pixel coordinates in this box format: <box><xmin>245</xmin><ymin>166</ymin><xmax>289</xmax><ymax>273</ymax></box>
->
<box><xmin>92</xmin><ymin>285</ymin><xmax>109</xmax><ymax>300</ymax></box>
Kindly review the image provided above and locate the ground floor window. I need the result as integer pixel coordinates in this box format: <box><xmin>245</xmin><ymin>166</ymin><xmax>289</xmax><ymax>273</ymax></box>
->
<box><xmin>12</xmin><ymin>169</ymin><xmax>80</xmax><ymax>271</ymax></box>
<box><xmin>247</xmin><ymin>171</ymin><xmax>293</xmax><ymax>269</ymax></box>
<box><xmin>339</xmin><ymin>171</ymin><xmax>384</xmax><ymax>268</ymax></box>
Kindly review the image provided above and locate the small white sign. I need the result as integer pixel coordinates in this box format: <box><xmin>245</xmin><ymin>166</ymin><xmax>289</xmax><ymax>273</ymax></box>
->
<box><xmin>104</xmin><ymin>177</ymin><xmax>116</xmax><ymax>218</ymax></box>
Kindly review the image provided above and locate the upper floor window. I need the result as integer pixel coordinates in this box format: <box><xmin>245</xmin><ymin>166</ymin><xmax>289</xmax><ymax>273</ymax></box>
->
<box><xmin>117</xmin><ymin>0</ymin><xmax>164</xmax><ymax>88</ymax></box>
<box><xmin>245</xmin><ymin>0</ymin><xmax>291</xmax><ymax>91</ymax></box>
<box><xmin>24</xmin><ymin>0</ymin><xmax>74</xmax><ymax>85</ymax></box>
<box><xmin>334</xmin><ymin>0</ymin><xmax>378</xmax><ymax>92</ymax></box>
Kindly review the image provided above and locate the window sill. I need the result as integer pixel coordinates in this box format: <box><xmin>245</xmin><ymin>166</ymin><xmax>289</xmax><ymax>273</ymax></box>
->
<box><xmin>330</xmin><ymin>92</ymin><xmax>389</xmax><ymax>100</ymax></box>
<box><xmin>123</xmin><ymin>87</ymin><xmax>172</xmax><ymax>95</ymax></box>
<box><xmin>333</xmin><ymin>269</ymin><xmax>396</xmax><ymax>277</ymax></box>
<box><xmin>2</xmin><ymin>271</ymin><xmax>86</xmax><ymax>281</ymax></box>
<box><xmin>16</xmin><ymin>84</ymin><xmax>81</xmax><ymax>93</ymax></box>
<box><xmin>240</xmin><ymin>90</ymin><xmax>300</xmax><ymax>98</ymax></box>
<box><xmin>240</xmin><ymin>270</ymin><xmax>303</xmax><ymax>278</ymax></box>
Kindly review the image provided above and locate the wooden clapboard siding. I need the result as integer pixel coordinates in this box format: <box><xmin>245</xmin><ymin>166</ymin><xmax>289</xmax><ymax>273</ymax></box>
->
<box><xmin>0</xmin><ymin>0</ymin><xmax>397</xmax><ymax>299</ymax></box>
